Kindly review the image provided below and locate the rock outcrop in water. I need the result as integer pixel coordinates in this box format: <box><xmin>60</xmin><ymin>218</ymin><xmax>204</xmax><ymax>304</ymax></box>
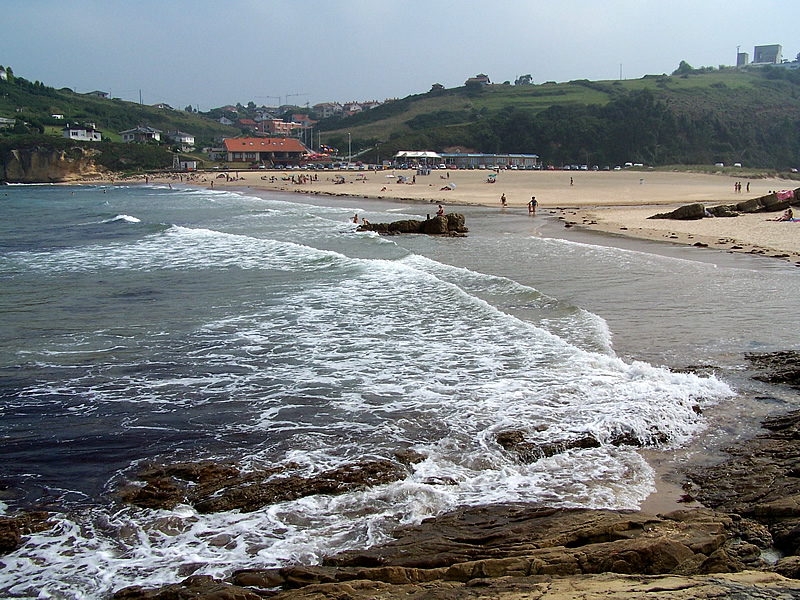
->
<box><xmin>111</xmin><ymin>350</ymin><xmax>800</xmax><ymax>599</ymax></box>
<box><xmin>649</xmin><ymin>187</ymin><xmax>800</xmax><ymax>220</ymax></box>
<box><xmin>118</xmin><ymin>458</ymin><xmax>407</xmax><ymax>514</ymax></box>
<box><xmin>358</xmin><ymin>213</ymin><xmax>468</xmax><ymax>236</ymax></box>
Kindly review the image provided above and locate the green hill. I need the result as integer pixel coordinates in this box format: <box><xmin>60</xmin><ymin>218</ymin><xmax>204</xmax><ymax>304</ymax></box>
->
<box><xmin>2</xmin><ymin>63</ymin><xmax>800</xmax><ymax>173</ymax></box>
<box><xmin>321</xmin><ymin>66</ymin><xmax>800</xmax><ymax>170</ymax></box>
<box><xmin>0</xmin><ymin>70</ymin><xmax>238</xmax><ymax>145</ymax></box>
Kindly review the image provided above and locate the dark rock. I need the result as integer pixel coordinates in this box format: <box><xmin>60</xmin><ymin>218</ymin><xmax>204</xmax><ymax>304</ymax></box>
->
<box><xmin>746</xmin><ymin>351</ymin><xmax>800</xmax><ymax>388</ymax></box>
<box><xmin>706</xmin><ymin>205</ymin><xmax>739</xmax><ymax>217</ymax></box>
<box><xmin>394</xmin><ymin>448</ymin><xmax>427</xmax><ymax>465</ymax></box>
<box><xmin>120</xmin><ymin>459</ymin><xmax>406</xmax><ymax>514</ymax></box>
<box><xmin>0</xmin><ymin>511</ymin><xmax>53</xmax><ymax>555</ymax></box>
<box><xmin>113</xmin><ymin>575</ymin><xmax>262</xmax><ymax>599</ymax></box>
<box><xmin>649</xmin><ymin>203</ymin><xmax>706</xmax><ymax>220</ymax></box>
<box><xmin>496</xmin><ymin>428</ymin><xmax>669</xmax><ymax>464</ymax></box>
<box><xmin>387</xmin><ymin>219</ymin><xmax>422</xmax><ymax>234</ymax></box>
<box><xmin>0</xmin><ymin>518</ymin><xmax>21</xmax><ymax>554</ymax></box>
<box><xmin>420</xmin><ymin>215</ymin><xmax>449</xmax><ymax>234</ymax></box>
<box><xmin>360</xmin><ymin>213</ymin><xmax>467</xmax><ymax>236</ymax></box>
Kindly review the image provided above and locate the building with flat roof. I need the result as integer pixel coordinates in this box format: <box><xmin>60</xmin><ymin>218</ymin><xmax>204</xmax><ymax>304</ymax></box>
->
<box><xmin>753</xmin><ymin>44</ymin><xmax>782</xmax><ymax>65</ymax></box>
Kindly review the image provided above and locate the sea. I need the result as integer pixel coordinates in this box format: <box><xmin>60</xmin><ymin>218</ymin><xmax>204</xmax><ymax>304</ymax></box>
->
<box><xmin>1</xmin><ymin>182</ymin><xmax>799</xmax><ymax>598</ymax></box>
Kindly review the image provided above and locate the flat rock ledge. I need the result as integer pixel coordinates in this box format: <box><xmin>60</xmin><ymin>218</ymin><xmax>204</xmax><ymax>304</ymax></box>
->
<box><xmin>649</xmin><ymin>187</ymin><xmax>800</xmax><ymax>220</ymax></box>
<box><xmin>113</xmin><ymin>350</ymin><xmax>800</xmax><ymax>598</ymax></box>
<box><xmin>358</xmin><ymin>213</ymin><xmax>468</xmax><ymax>236</ymax></box>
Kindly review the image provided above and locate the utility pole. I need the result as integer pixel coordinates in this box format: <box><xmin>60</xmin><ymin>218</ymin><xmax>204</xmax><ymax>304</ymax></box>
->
<box><xmin>348</xmin><ymin>132</ymin><xmax>351</xmax><ymax>163</ymax></box>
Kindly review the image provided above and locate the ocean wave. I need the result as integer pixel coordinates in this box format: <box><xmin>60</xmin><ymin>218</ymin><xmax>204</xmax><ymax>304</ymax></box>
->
<box><xmin>102</xmin><ymin>214</ymin><xmax>141</xmax><ymax>224</ymax></box>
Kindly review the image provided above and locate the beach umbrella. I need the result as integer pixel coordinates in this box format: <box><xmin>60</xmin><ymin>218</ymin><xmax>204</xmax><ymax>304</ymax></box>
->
<box><xmin>448</xmin><ymin>182</ymin><xmax>456</xmax><ymax>189</ymax></box>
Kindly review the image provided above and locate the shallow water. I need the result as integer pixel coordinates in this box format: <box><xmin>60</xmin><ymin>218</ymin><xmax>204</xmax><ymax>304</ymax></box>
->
<box><xmin>0</xmin><ymin>184</ymin><xmax>797</xmax><ymax>598</ymax></box>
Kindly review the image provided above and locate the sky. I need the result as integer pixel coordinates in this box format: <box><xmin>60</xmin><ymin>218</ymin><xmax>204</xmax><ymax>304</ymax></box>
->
<box><xmin>1</xmin><ymin>0</ymin><xmax>798</xmax><ymax>111</ymax></box>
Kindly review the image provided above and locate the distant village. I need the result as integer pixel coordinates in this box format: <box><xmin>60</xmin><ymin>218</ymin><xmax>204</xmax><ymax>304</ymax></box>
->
<box><xmin>4</xmin><ymin>42</ymin><xmax>797</xmax><ymax>170</ymax></box>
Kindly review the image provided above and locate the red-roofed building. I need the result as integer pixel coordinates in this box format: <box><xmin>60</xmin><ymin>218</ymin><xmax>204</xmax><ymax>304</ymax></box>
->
<box><xmin>223</xmin><ymin>137</ymin><xmax>308</xmax><ymax>165</ymax></box>
<box><xmin>236</xmin><ymin>118</ymin><xmax>258</xmax><ymax>131</ymax></box>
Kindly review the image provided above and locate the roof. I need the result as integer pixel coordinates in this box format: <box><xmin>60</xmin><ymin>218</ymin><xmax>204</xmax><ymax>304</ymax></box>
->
<box><xmin>119</xmin><ymin>125</ymin><xmax>163</xmax><ymax>134</ymax></box>
<box><xmin>223</xmin><ymin>137</ymin><xmax>306</xmax><ymax>152</ymax></box>
<box><xmin>394</xmin><ymin>151</ymin><xmax>442</xmax><ymax>159</ymax></box>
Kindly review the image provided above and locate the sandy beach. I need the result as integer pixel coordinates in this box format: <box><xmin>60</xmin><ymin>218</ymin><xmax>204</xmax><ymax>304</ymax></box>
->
<box><xmin>145</xmin><ymin>168</ymin><xmax>800</xmax><ymax>265</ymax></box>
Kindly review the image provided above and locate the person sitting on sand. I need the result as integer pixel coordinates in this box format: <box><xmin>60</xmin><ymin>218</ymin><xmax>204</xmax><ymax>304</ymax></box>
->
<box><xmin>776</xmin><ymin>208</ymin><xmax>794</xmax><ymax>222</ymax></box>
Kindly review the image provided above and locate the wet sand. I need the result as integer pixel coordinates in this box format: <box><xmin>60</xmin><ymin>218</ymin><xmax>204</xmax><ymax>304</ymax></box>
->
<box><xmin>149</xmin><ymin>168</ymin><xmax>800</xmax><ymax>264</ymax></box>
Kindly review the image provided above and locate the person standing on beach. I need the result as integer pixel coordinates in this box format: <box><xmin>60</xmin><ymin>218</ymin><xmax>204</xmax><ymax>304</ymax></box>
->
<box><xmin>570</xmin><ymin>177</ymin><xmax>573</xmax><ymax>186</ymax></box>
<box><xmin>500</xmin><ymin>193</ymin><xmax>507</xmax><ymax>208</ymax></box>
<box><xmin>528</xmin><ymin>196</ymin><xmax>537</xmax><ymax>215</ymax></box>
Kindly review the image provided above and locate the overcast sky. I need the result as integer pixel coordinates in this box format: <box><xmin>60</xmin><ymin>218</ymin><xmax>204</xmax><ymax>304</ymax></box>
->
<box><xmin>2</xmin><ymin>0</ymin><xmax>797</xmax><ymax>111</ymax></box>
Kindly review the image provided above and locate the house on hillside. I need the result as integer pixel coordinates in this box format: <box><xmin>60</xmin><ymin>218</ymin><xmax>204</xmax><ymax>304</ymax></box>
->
<box><xmin>165</xmin><ymin>131</ymin><xmax>196</xmax><ymax>151</ymax></box>
<box><xmin>152</xmin><ymin>103</ymin><xmax>174</xmax><ymax>110</ymax></box>
<box><xmin>223</xmin><ymin>137</ymin><xmax>307</xmax><ymax>166</ymax></box>
<box><xmin>85</xmin><ymin>90</ymin><xmax>109</xmax><ymax>98</ymax></box>
<box><xmin>236</xmin><ymin>118</ymin><xmax>257</xmax><ymax>131</ymax></box>
<box><xmin>0</xmin><ymin>117</ymin><xmax>15</xmax><ymax>129</ymax></box>
<box><xmin>342</xmin><ymin>101</ymin><xmax>362</xmax><ymax>114</ymax></box>
<box><xmin>0</xmin><ymin>67</ymin><xmax>7</xmax><ymax>81</ymax></box>
<box><xmin>465</xmin><ymin>74</ymin><xmax>490</xmax><ymax>86</ymax></box>
<box><xmin>257</xmin><ymin>118</ymin><xmax>303</xmax><ymax>136</ymax></box>
<box><xmin>218</xmin><ymin>116</ymin><xmax>234</xmax><ymax>126</ymax></box>
<box><xmin>312</xmin><ymin>102</ymin><xmax>343</xmax><ymax>119</ymax></box>
<box><xmin>63</xmin><ymin>123</ymin><xmax>102</xmax><ymax>142</ymax></box>
<box><xmin>120</xmin><ymin>125</ymin><xmax>162</xmax><ymax>143</ymax></box>
<box><xmin>292</xmin><ymin>114</ymin><xmax>317</xmax><ymax>128</ymax></box>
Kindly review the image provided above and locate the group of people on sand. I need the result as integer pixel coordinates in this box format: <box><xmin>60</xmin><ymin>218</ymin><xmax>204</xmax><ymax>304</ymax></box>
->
<box><xmin>734</xmin><ymin>181</ymin><xmax>750</xmax><ymax>193</ymax></box>
<box><xmin>499</xmin><ymin>193</ymin><xmax>537</xmax><ymax>215</ymax></box>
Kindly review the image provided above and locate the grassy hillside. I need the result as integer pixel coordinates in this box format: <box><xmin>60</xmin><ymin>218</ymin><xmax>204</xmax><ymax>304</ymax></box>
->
<box><xmin>0</xmin><ymin>74</ymin><xmax>238</xmax><ymax>145</ymax></box>
<box><xmin>321</xmin><ymin>67</ymin><xmax>800</xmax><ymax>169</ymax></box>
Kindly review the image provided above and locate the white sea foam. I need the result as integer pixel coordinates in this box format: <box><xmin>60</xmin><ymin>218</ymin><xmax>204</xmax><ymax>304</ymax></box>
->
<box><xmin>0</xmin><ymin>186</ymin><xmax>747</xmax><ymax>599</ymax></box>
<box><xmin>104</xmin><ymin>214</ymin><xmax>141</xmax><ymax>223</ymax></box>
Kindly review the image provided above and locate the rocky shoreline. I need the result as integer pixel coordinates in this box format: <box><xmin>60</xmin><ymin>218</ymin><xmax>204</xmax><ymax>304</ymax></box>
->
<box><xmin>3</xmin><ymin>352</ymin><xmax>800</xmax><ymax>599</ymax></box>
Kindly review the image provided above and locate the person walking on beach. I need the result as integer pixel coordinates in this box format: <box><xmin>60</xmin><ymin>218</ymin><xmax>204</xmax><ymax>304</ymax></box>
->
<box><xmin>500</xmin><ymin>193</ymin><xmax>507</xmax><ymax>208</ymax></box>
<box><xmin>570</xmin><ymin>177</ymin><xmax>573</xmax><ymax>186</ymax></box>
<box><xmin>528</xmin><ymin>196</ymin><xmax>537</xmax><ymax>215</ymax></box>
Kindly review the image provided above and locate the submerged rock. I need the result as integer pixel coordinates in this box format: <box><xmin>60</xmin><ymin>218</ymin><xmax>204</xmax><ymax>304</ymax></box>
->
<box><xmin>119</xmin><ymin>458</ymin><xmax>407</xmax><ymax>513</ymax></box>
<box><xmin>0</xmin><ymin>511</ymin><xmax>54</xmax><ymax>555</ymax></box>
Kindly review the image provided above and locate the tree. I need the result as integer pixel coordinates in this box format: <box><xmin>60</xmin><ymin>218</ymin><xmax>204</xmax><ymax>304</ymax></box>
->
<box><xmin>672</xmin><ymin>60</ymin><xmax>694</xmax><ymax>76</ymax></box>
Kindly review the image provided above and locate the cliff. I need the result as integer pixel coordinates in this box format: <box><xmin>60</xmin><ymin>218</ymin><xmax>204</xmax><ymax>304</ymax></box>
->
<box><xmin>0</xmin><ymin>145</ymin><xmax>104</xmax><ymax>183</ymax></box>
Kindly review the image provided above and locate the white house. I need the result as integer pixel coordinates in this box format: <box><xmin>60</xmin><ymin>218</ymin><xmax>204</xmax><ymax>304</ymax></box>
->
<box><xmin>166</xmin><ymin>131</ymin><xmax>196</xmax><ymax>151</ymax></box>
<box><xmin>62</xmin><ymin>123</ymin><xmax>102</xmax><ymax>142</ymax></box>
<box><xmin>218</xmin><ymin>116</ymin><xmax>234</xmax><ymax>126</ymax></box>
<box><xmin>312</xmin><ymin>102</ymin><xmax>343</xmax><ymax>119</ymax></box>
<box><xmin>120</xmin><ymin>125</ymin><xmax>162</xmax><ymax>143</ymax></box>
<box><xmin>0</xmin><ymin>117</ymin><xmax>15</xmax><ymax>129</ymax></box>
